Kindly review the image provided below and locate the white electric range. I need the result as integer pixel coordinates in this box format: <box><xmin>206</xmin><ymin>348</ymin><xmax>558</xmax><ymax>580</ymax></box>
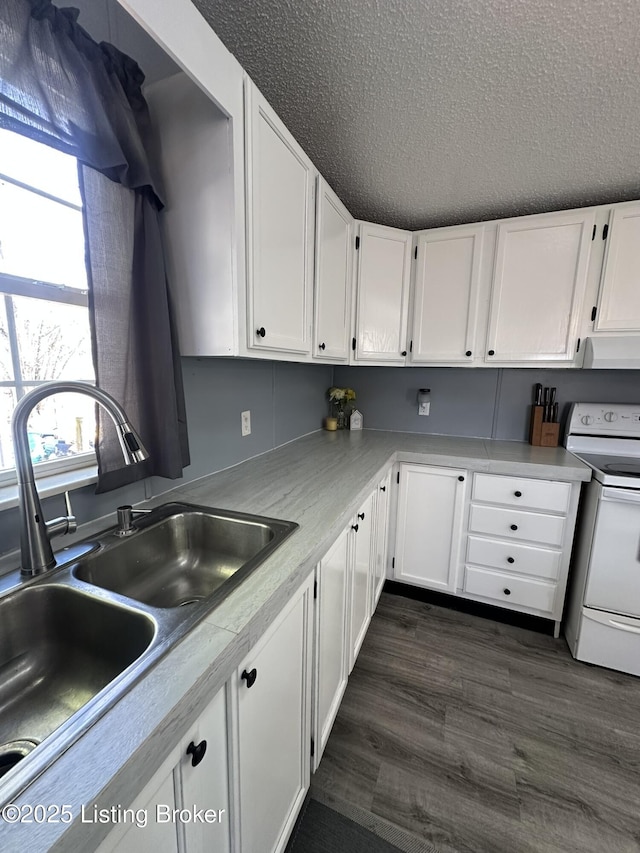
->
<box><xmin>564</xmin><ymin>403</ymin><xmax>640</xmax><ymax>676</ymax></box>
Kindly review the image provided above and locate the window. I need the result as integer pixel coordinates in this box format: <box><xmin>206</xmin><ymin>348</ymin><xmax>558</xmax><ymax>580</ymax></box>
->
<box><xmin>0</xmin><ymin>129</ymin><xmax>96</xmax><ymax>480</ymax></box>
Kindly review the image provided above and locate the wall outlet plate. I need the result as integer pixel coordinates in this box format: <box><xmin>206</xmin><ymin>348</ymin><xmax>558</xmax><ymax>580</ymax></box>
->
<box><xmin>418</xmin><ymin>402</ymin><xmax>430</xmax><ymax>416</ymax></box>
<box><xmin>241</xmin><ymin>410</ymin><xmax>251</xmax><ymax>436</ymax></box>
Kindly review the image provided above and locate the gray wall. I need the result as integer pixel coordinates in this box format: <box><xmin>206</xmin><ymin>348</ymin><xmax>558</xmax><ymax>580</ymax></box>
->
<box><xmin>0</xmin><ymin>358</ymin><xmax>332</xmax><ymax>558</ymax></box>
<box><xmin>333</xmin><ymin>366</ymin><xmax>640</xmax><ymax>441</ymax></box>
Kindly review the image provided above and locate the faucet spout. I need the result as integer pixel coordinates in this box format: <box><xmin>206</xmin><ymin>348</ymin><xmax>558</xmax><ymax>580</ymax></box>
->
<box><xmin>11</xmin><ymin>381</ymin><xmax>149</xmax><ymax>576</ymax></box>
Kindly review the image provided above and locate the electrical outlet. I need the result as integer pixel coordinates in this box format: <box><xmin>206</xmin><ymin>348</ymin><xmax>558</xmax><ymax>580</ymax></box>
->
<box><xmin>241</xmin><ymin>410</ymin><xmax>251</xmax><ymax>436</ymax></box>
<box><xmin>418</xmin><ymin>401</ymin><xmax>430</xmax><ymax>416</ymax></box>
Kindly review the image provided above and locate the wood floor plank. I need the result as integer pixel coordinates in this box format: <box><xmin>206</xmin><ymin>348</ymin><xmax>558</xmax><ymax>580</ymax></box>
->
<box><xmin>312</xmin><ymin>591</ymin><xmax>640</xmax><ymax>853</ymax></box>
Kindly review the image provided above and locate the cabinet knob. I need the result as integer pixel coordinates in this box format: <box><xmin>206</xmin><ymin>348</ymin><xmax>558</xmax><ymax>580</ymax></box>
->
<box><xmin>352</xmin><ymin>523</ymin><xmax>359</xmax><ymax>533</ymax></box>
<box><xmin>358</xmin><ymin>512</ymin><xmax>365</xmax><ymax>520</ymax></box>
<box><xmin>465</xmin><ymin>350</ymin><xmax>472</xmax><ymax>357</ymax></box>
<box><xmin>401</xmin><ymin>350</ymin><xmax>407</xmax><ymax>357</ymax></box>
<box><xmin>256</xmin><ymin>327</ymin><xmax>266</xmax><ymax>338</ymax></box>
<box><xmin>510</xmin><ymin>524</ymin><xmax>518</xmax><ymax>531</ymax></box>
<box><xmin>488</xmin><ymin>349</ymin><xmax>495</xmax><ymax>356</ymax></box>
<box><xmin>514</xmin><ymin>490</ymin><xmax>522</xmax><ymax>497</ymax></box>
<box><xmin>507</xmin><ymin>557</ymin><xmax>515</xmax><ymax>564</ymax></box>
<box><xmin>186</xmin><ymin>739</ymin><xmax>207</xmax><ymax>767</ymax></box>
<box><xmin>380</xmin><ymin>485</ymin><xmax>386</xmax><ymax>492</ymax></box>
<box><xmin>503</xmin><ymin>588</ymin><xmax>511</xmax><ymax>596</ymax></box>
<box><xmin>458</xmin><ymin>476</ymin><xmax>465</xmax><ymax>482</ymax></box>
<box><xmin>241</xmin><ymin>667</ymin><xmax>258</xmax><ymax>688</ymax></box>
<box><xmin>319</xmin><ymin>342</ymin><xmax>326</xmax><ymax>350</ymax></box>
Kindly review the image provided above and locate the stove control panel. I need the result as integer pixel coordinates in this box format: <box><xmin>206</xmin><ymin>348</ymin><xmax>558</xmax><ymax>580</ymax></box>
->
<box><xmin>567</xmin><ymin>404</ymin><xmax>640</xmax><ymax>437</ymax></box>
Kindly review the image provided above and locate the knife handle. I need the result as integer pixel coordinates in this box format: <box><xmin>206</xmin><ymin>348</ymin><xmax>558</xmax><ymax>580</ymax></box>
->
<box><xmin>534</xmin><ymin>383</ymin><xmax>542</xmax><ymax>406</ymax></box>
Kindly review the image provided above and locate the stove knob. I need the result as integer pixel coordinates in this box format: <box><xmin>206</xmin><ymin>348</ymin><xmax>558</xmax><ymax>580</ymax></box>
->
<box><xmin>581</xmin><ymin>415</ymin><xmax>594</xmax><ymax>426</ymax></box>
<box><xmin>604</xmin><ymin>411</ymin><xmax>618</xmax><ymax>423</ymax></box>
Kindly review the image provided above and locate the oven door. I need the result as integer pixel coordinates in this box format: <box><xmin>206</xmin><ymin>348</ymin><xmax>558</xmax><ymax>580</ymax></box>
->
<box><xmin>584</xmin><ymin>485</ymin><xmax>640</xmax><ymax>618</ymax></box>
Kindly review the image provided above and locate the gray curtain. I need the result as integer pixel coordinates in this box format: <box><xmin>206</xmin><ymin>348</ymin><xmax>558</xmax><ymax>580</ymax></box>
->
<box><xmin>0</xmin><ymin>0</ymin><xmax>189</xmax><ymax>489</ymax></box>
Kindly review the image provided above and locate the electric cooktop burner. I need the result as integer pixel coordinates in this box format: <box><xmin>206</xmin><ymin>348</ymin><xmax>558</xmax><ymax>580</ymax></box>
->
<box><xmin>602</xmin><ymin>462</ymin><xmax>640</xmax><ymax>476</ymax></box>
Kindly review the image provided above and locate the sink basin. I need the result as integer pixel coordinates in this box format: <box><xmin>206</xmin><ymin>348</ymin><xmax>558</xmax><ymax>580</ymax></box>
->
<box><xmin>0</xmin><ymin>585</ymin><xmax>155</xmax><ymax>778</ymax></box>
<box><xmin>73</xmin><ymin>503</ymin><xmax>298</xmax><ymax>608</ymax></box>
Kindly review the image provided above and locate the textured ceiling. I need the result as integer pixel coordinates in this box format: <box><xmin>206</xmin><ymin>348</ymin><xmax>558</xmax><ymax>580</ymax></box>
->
<box><xmin>191</xmin><ymin>0</ymin><xmax>640</xmax><ymax>230</ymax></box>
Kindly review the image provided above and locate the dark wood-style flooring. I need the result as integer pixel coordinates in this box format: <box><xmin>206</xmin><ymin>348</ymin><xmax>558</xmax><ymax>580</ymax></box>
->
<box><xmin>311</xmin><ymin>591</ymin><xmax>640</xmax><ymax>853</ymax></box>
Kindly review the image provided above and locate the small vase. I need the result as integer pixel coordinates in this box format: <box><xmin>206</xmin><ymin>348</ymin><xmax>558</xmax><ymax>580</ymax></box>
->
<box><xmin>336</xmin><ymin>409</ymin><xmax>346</xmax><ymax>430</ymax></box>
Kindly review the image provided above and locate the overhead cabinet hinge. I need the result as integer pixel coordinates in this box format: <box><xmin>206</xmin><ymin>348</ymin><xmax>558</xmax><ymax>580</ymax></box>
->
<box><xmin>396</xmin><ymin>471</ymin><xmax>400</xmax><ymax>484</ymax></box>
<box><xmin>414</xmin><ymin>246</ymin><xmax>417</xmax><ymax>259</ymax></box>
<box><xmin>313</xmin><ymin>579</ymin><xmax>318</xmax><ymax>599</ymax></box>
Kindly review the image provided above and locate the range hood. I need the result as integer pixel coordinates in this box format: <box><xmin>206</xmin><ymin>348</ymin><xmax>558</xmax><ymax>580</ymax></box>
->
<box><xmin>582</xmin><ymin>336</ymin><xmax>640</xmax><ymax>369</ymax></box>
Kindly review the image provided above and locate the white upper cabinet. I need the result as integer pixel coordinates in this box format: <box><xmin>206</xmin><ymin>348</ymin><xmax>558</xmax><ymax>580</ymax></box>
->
<box><xmin>486</xmin><ymin>209</ymin><xmax>595</xmax><ymax>363</ymax></box>
<box><xmin>353</xmin><ymin>222</ymin><xmax>412</xmax><ymax>364</ymax></box>
<box><xmin>409</xmin><ymin>224</ymin><xmax>485</xmax><ymax>364</ymax></box>
<box><xmin>313</xmin><ymin>178</ymin><xmax>353</xmax><ymax>361</ymax></box>
<box><xmin>594</xmin><ymin>202</ymin><xmax>640</xmax><ymax>332</ymax></box>
<box><xmin>245</xmin><ymin>81</ymin><xmax>315</xmax><ymax>356</ymax></box>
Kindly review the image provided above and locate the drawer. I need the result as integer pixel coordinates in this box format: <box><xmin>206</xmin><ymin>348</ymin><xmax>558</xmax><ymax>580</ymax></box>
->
<box><xmin>472</xmin><ymin>473</ymin><xmax>571</xmax><ymax>514</ymax></box>
<box><xmin>464</xmin><ymin>566</ymin><xmax>556</xmax><ymax>614</ymax></box>
<box><xmin>466</xmin><ymin>535</ymin><xmax>561</xmax><ymax>580</ymax></box>
<box><xmin>469</xmin><ymin>504</ymin><xmax>565</xmax><ymax>547</ymax></box>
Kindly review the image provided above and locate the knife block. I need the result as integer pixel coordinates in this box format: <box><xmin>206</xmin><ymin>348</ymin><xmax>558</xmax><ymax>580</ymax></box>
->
<box><xmin>529</xmin><ymin>406</ymin><xmax>560</xmax><ymax>447</ymax></box>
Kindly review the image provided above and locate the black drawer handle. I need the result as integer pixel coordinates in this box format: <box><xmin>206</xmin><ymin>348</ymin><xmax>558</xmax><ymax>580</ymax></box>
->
<box><xmin>514</xmin><ymin>490</ymin><xmax>522</xmax><ymax>497</ymax></box>
<box><xmin>458</xmin><ymin>475</ymin><xmax>465</xmax><ymax>482</ymax></box>
<box><xmin>507</xmin><ymin>557</ymin><xmax>515</xmax><ymax>564</ymax></box>
<box><xmin>401</xmin><ymin>350</ymin><xmax>407</xmax><ymax>356</ymax></box>
<box><xmin>380</xmin><ymin>485</ymin><xmax>386</xmax><ymax>492</ymax></box>
<box><xmin>186</xmin><ymin>739</ymin><xmax>207</xmax><ymax>767</ymax></box>
<box><xmin>256</xmin><ymin>327</ymin><xmax>266</xmax><ymax>338</ymax></box>
<box><xmin>465</xmin><ymin>350</ymin><xmax>472</xmax><ymax>357</ymax></box>
<box><xmin>358</xmin><ymin>512</ymin><xmax>365</xmax><ymax>520</ymax></box>
<box><xmin>510</xmin><ymin>524</ymin><xmax>518</xmax><ymax>531</ymax></box>
<box><xmin>488</xmin><ymin>349</ymin><xmax>495</xmax><ymax>356</ymax></box>
<box><xmin>352</xmin><ymin>523</ymin><xmax>359</xmax><ymax>533</ymax></box>
<box><xmin>241</xmin><ymin>668</ymin><xmax>257</xmax><ymax>688</ymax></box>
<box><xmin>319</xmin><ymin>342</ymin><xmax>326</xmax><ymax>350</ymax></box>
<box><xmin>503</xmin><ymin>588</ymin><xmax>511</xmax><ymax>596</ymax></box>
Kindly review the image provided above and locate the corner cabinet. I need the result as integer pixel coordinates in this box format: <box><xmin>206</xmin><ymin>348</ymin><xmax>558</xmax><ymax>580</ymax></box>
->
<box><xmin>352</xmin><ymin>222</ymin><xmax>412</xmax><ymax>364</ymax></box>
<box><xmin>485</xmin><ymin>209</ymin><xmax>595</xmax><ymax>363</ymax></box>
<box><xmin>593</xmin><ymin>201</ymin><xmax>640</xmax><ymax>332</ymax></box>
<box><xmin>234</xmin><ymin>575</ymin><xmax>313</xmax><ymax>853</ymax></box>
<box><xmin>245</xmin><ymin>81</ymin><xmax>316</xmax><ymax>357</ymax></box>
<box><xmin>394</xmin><ymin>464</ymin><xmax>468</xmax><ymax>593</ymax></box>
<box><xmin>409</xmin><ymin>224</ymin><xmax>484</xmax><ymax>364</ymax></box>
<box><xmin>313</xmin><ymin>177</ymin><xmax>353</xmax><ymax>361</ymax></box>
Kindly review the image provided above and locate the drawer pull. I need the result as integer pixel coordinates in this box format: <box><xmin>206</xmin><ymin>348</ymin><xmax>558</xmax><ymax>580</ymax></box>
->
<box><xmin>352</xmin><ymin>523</ymin><xmax>359</xmax><ymax>533</ymax></box>
<box><xmin>510</xmin><ymin>524</ymin><xmax>518</xmax><ymax>531</ymax></box>
<box><xmin>458</xmin><ymin>476</ymin><xmax>465</xmax><ymax>482</ymax></box>
<box><xmin>503</xmin><ymin>588</ymin><xmax>511</xmax><ymax>596</ymax></box>
<box><xmin>358</xmin><ymin>512</ymin><xmax>365</xmax><ymax>520</ymax></box>
<box><xmin>507</xmin><ymin>557</ymin><xmax>515</xmax><ymax>564</ymax></box>
<box><xmin>514</xmin><ymin>490</ymin><xmax>522</xmax><ymax>497</ymax></box>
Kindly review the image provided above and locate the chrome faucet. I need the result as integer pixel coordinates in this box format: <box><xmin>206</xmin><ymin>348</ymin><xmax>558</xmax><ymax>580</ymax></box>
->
<box><xmin>11</xmin><ymin>381</ymin><xmax>149</xmax><ymax>576</ymax></box>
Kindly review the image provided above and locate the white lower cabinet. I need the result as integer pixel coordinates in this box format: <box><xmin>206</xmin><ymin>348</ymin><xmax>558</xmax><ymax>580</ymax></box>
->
<box><xmin>372</xmin><ymin>469</ymin><xmax>392</xmax><ymax>610</ymax></box>
<box><xmin>349</xmin><ymin>491</ymin><xmax>375</xmax><ymax>671</ymax></box>
<box><xmin>394</xmin><ymin>464</ymin><xmax>468</xmax><ymax>593</ymax></box>
<box><xmin>234</xmin><ymin>576</ymin><xmax>313</xmax><ymax>853</ymax></box>
<box><xmin>313</xmin><ymin>527</ymin><xmax>349</xmax><ymax>769</ymax></box>
<box><xmin>97</xmin><ymin>687</ymin><xmax>231</xmax><ymax>853</ymax></box>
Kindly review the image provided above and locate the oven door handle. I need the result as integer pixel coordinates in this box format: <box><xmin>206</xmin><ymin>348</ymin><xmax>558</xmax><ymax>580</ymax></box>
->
<box><xmin>584</xmin><ymin>609</ymin><xmax>640</xmax><ymax>633</ymax></box>
<box><xmin>601</xmin><ymin>487</ymin><xmax>640</xmax><ymax>504</ymax></box>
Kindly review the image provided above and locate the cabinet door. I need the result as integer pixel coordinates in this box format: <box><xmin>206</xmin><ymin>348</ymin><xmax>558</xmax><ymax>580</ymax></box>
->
<box><xmin>595</xmin><ymin>203</ymin><xmax>640</xmax><ymax>331</ymax></box>
<box><xmin>486</xmin><ymin>209</ymin><xmax>594</xmax><ymax>362</ymax></box>
<box><xmin>96</xmin><ymin>752</ymin><xmax>180</xmax><ymax>853</ymax></box>
<box><xmin>236</xmin><ymin>578</ymin><xmax>312</xmax><ymax>853</ymax></box>
<box><xmin>349</xmin><ymin>491</ymin><xmax>375</xmax><ymax>671</ymax></box>
<box><xmin>314</xmin><ymin>527</ymin><xmax>349</xmax><ymax>768</ymax></box>
<box><xmin>245</xmin><ymin>82</ymin><xmax>315</xmax><ymax>355</ymax></box>
<box><xmin>372</xmin><ymin>469</ymin><xmax>392</xmax><ymax>610</ymax></box>
<box><xmin>353</xmin><ymin>222</ymin><xmax>412</xmax><ymax>363</ymax></box>
<box><xmin>410</xmin><ymin>225</ymin><xmax>484</xmax><ymax>364</ymax></box>
<box><xmin>394</xmin><ymin>464</ymin><xmax>467</xmax><ymax>592</ymax></box>
<box><xmin>313</xmin><ymin>177</ymin><xmax>353</xmax><ymax>361</ymax></box>
<box><xmin>177</xmin><ymin>686</ymin><xmax>231</xmax><ymax>853</ymax></box>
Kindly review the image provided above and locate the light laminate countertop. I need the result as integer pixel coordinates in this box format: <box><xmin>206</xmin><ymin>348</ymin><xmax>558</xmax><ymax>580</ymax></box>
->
<box><xmin>1</xmin><ymin>430</ymin><xmax>591</xmax><ymax>852</ymax></box>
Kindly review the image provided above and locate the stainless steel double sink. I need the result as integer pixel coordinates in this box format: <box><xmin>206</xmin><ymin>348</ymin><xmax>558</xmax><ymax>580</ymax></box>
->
<box><xmin>0</xmin><ymin>502</ymin><xmax>297</xmax><ymax>795</ymax></box>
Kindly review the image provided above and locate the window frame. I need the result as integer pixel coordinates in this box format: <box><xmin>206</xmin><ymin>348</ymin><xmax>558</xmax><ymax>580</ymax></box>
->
<box><xmin>0</xmin><ymin>140</ymin><xmax>97</xmax><ymax>487</ymax></box>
